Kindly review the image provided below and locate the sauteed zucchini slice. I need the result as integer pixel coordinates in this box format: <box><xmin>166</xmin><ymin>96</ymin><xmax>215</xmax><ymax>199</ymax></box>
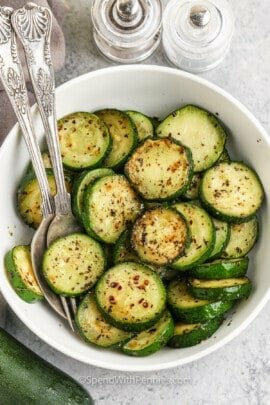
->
<box><xmin>95</xmin><ymin>262</ymin><xmax>166</xmax><ymax>332</ymax></box>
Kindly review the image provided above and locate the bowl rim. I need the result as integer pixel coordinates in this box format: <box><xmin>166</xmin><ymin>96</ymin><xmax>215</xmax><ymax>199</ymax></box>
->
<box><xmin>1</xmin><ymin>64</ymin><xmax>270</xmax><ymax>372</ymax></box>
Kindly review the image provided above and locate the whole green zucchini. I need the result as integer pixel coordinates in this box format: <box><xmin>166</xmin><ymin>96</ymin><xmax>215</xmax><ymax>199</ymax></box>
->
<box><xmin>0</xmin><ymin>328</ymin><xmax>93</xmax><ymax>405</ymax></box>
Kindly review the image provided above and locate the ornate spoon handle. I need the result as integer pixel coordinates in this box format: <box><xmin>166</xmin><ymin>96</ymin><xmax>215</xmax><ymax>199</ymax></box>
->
<box><xmin>12</xmin><ymin>3</ymin><xmax>70</xmax><ymax>214</ymax></box>
<box><xmin>0</xmin><ymin>6</ymin><xmax>53</xmax><ymax>217</ymax></box>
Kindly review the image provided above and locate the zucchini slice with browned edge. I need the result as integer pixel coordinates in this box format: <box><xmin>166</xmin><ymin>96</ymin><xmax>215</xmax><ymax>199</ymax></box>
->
<box><xmin>167</xmin><ymin>318</ymin><xmax>222</xmax><ymax>348</ymax></box>
<box><xmin>125</xmin><ymin>138</ymin><xmax>193</xmax><ymax>201</ymax></box>
<box><xmin>75</xmin><ymin>293</ymin><xmax>132</xmax><ymax>348</ymax></box>
<box><xmin>0</xmin><ymin>328</ymin><xmax>93</xmax><ymax>405</ymax></box>
<box><xmin>82</xmin><ymin>174</ymin><xmax>142</xmax><ymax>244</ymax></box>
<box><xmin>95</xmin><ymin>109</ymin><xmax>137</xmax><ymax>169</ymax></box>
<box><xmin>58</xmin><ymin>112</ymin><xmax>111</xmax><ymax>171</ymax></box>
<box><xmin>5</xmin><ymin>245</ymin><xmax>43</xmax><ymax>303</ymax></box>
<box><xmin>43</xmin><ymin>233</ymin><xmax>106</xmax><ymax>296</ymax></box>
<box><xmin>171</xmin><ymin>203</ymin><xmax>215</xmax><ymax>271</ymax></box>
<box><xmin>156</xmin><ymin>105</ymin><xmax>226</xmax><ymax>172</ymax></box>
<box><xmin>221</xmin><ymin>218</ymin><xmax>258</xmax><ymax>259</ymax></box>
<box><xmin>72</xmin><ymin>168</ymin><xmax>114</xmax><ymax>222</ymax></box>
<box><xmin>200</xmin><ymin>162</ymin><xmax>264</xmax><ymax>223</ymax></box>
<box><xmin>122</xmin><ymin>311</ymin><xmax>174</xmax><ymax>356</ymax></box>
<box><xmin>190</xmin><ymin>257</ymin><xmax>249</xmax><ymax>279</ymax></box>
<box><xmin>113</xmin><ymin>230</ymin><xmax>179</xmax><ymax>281</ymax></box>
<box><xmin>188</xmin><ymin>277</ymin><xmax>252</xmax><ymax>301</ymax></box>
<box><xmin>126</xmin><ymin>110</ymin><xmax>154</xmax><ymax>142</ymax></box>
<box><xmin>208</xmin><ymin>218</ymin><xmax>230</xmax><ymax>260</ymax></box>
<box><xmin>131</xmin><ymin>207</ymin><xmax>189</xmax><ymax>266</ymax></box>
<box><xmin>167</xmin><ymin>279</ymin><xmax>233</xmax><ymax>323</ymax></box>
<box><xmin>95</xmin><ymin>262</ymin><xmax>166</xmax><ymax>332</ymax></box>
<box><xmin>17</xmin><ymin>169</ymin><xmax>72</xmax><ymax>229</ymax></box>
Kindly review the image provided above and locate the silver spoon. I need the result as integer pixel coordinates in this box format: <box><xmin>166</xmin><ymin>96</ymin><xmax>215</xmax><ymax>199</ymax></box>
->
<box><xmin>12</xmin><ymin>3</ymin><xmax>81</xmax><ymax>330</ymax></box>
<box><xmin>0</xmin><ymin>6</ymin><xmax>65</xmax><ymax>319</ymax></box>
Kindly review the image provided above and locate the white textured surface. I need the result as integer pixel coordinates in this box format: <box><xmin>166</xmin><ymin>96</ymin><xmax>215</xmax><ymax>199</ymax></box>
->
<box><xmin>5</xmin><ymin>0</ymin><xmax>270</xmax><ymax>404</ymax></box>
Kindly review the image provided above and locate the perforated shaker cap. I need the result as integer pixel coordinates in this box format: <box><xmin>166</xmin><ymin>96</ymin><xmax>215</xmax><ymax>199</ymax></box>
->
<box><xmin>162</xmin><ymin>0</ymin><xmax>234</xmax><ymax>73</ymax></box>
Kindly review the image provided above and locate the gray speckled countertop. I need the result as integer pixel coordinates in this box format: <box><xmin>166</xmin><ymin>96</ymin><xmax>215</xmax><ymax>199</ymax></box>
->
<box><xmin>4</xmin><ymin>1</ymin><xmax>270</xmax><ymax>404</ymax></box>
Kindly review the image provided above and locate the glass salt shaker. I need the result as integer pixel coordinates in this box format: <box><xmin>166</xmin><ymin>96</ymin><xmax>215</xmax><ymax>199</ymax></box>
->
<box><xmin>162</xmin><ymin>0</ymin><xmax>234</xmax><ymax>73</ymax></box>
<box><xmin>91</xmin><ymin>0</ymin><xmax>162</xmax><ymax>63</ymax></box>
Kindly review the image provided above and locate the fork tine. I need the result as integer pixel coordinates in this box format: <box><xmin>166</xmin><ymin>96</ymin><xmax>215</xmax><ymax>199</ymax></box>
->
<box><xmin>70</xmin><ymin>298</ymin><xmax>77</xmax><ymax>317</ymax></box>
<box><xmin>60</xmin><ymin>296</ymin><xmax>74</xmax><ymax>332</ymax></box>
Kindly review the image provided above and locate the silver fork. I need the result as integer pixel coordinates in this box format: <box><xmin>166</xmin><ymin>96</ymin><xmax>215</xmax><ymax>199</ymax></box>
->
<box><xmin>0</xmin><ymin>6</ymin><xmax>76</xmax><ymax>330</ymax></box>
<box><xmin>12</xmin><ymin>3</ymin><xmax>81</xmax><ymax>330</ymax></box>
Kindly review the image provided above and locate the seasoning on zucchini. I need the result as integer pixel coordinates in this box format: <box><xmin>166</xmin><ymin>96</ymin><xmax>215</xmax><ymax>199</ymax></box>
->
<box><xmin>17</xmin><ymin>169</ymin><xmax>72</xmax><ymax>229</ymax></box>
<box><xmin>188</xmin><ymin>277</ymin><xmax>252</xmax><ymax>301</ymax></box>
<box><xmin>95</xmin><ymin>262</ymin><xmax>166</xmax><ymax>332</ymax></box>
<box><xmin>113</xmin><ymin>230</ymin><xmax>179</xmax><ymax>281</ymax></box>
<box><xmin>95</xmin><ymin>109</ymin><xmax>137</xmax><ymax>169</ymax></box>
<box><xmin>5</xmin><ymin>245</ymin><xmax>43</xmax><ymax>303</ymax></box>
<box><xmin>221</xmin><ymin>218</ymin><xmax>258</xmax><ymax>259</ymax></box>
<box><xmin>125</xmin><ymin>138</ymin><xmax>193</xmax><ymax>201</ymax></box>
<box><xmin>43</xmin><ymin>233</ymin><xmax>106</xmax><ymax>296</ymax></box>
<box><xmin>156</xmin><ymin>105</ymin><xmax>227</xmax><ymax>172</ymax></box>
<box><xmin>72</xmin><ymin>168</ymin><xmax>114</xmax><ymax>222</ymax></box>
<box><xmin>75</xmin><ymin>293</ymin><xmax>132</xmax><ymax>348</ymax></box>
<box><xmin>200</xmin><ymin>162</ymin><xmax>264</xmax><ymax>223</ymax></box>
<box><xmin>82</xmin><ymin>174</ymin><xmax>142</xmax><ymax>244</ymax></box>
<box><xmin>171</xmin><ymin>202</ymin><xmax>215</xmax><ymax>271</ymax></box>
<box><xmin>167</xmin><ymin>318</ymin><xmax>222</xmax><ymax>348</ymax></box>
<box><xmin>58</xmin><ymin>112</ymin><xmax>111</xmax><ymax>171</ymax></box>
<box><xmin>208</xmin><ymin>218</ymin><xmax>230</xmax><ymax>260</ymax></box>
<box><xmin>131</xmin><ymin>207</ymin><xmax>189</xmax><ymax>266</ymax></box>
<box><xmin>113</xmin><ymin>229</ymin><xmax>139</xmax><ymax>264</ymax></box>
<box><xmin>167</xmin><ymin>279</ymin><xmax>233</xmax><ymax>323</ymax></box>
<box><xmin>126</xmin><ymin>110</ymin><xmax>154</xmax><ymax>142</ymax></box>
<box><xmin>122</xmin><ymin>311</ymin><xmax>174</xmax><ymax>356</ymax></box>
<box><xmin>183</xmin><ymin>172</ymin><xmax>203</xmax><ymax>200</ymax></box>
<box><xmin>190</xmin><ymin>257</ymin><xmax>249</xmax><ymax>279</ymax></box>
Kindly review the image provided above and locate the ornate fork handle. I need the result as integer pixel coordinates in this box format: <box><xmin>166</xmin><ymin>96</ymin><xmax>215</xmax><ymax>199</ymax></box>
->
<box><xmin>12</xmin><ymin>3</ymin><xmax>70</xmax><ymax>215</ymax></box>
<box><xmin>0</xmin><ymin>6</ymin><xmax>53</xmax><ymax>217</ymax></box>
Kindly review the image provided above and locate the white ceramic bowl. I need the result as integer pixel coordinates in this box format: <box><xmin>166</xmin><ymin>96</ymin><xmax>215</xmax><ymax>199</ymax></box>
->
<box><xmin>1</xmin><ymin>65</ymin><xmax>269</xmax><ymax>372</ymax></box>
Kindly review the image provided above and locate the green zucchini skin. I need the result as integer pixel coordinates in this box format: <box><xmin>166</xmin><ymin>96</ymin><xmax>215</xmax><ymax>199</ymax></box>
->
<box><xmin>171</xmin><ymin>202</ymin><xmax>215</xmax><ymax>271</ymax></box>
<box><xmin>167</xmin><ymin>279</ymin><xmax>233</xmax><ymax>323</ymax></box>
<box><xmin>4</xmin><ymin>246</ymin><xmax>43</xmax><ymax>303</ymax></box>
<box><xmin>95</xmin><ymin>109</ymin><xmax>138</xmax><ymax>169</ymax></box>
<box><xmin>57</xmin><ymin>112</ymin><xmax>112</xmax><ymax>171</ymax></box>
<box><xmin>208</xmin><ymin>218</ymin><xmax>230</xmax><ymax>260</ymax></box>
<box><xmin>199</xmin><ymin>162</ymin><xmax>264</xmax><ymax>223</ymax></box>
<box><xmin>75</xmin><ymin>293</ymin><xmax>132</xmax><ymax>348</ymax></box>
<box><xmin>156</xmin><ymin>105</ymin><xmax>227</xmax><ymax>172</ymax></box>
<box><xmin>167</xmin><ymin>318</ymin><xmax>223</xmax><ymax>348</ymax></box>
<box><xmin>71</xmin><ymin>168</ymin><xmax>114</xmax><ymax>222</ymax></box>
<box><xmin>95</xmin><ymin>262</ymin><xmax>167</xmax><ymax>332</ymax></box>
<box><xmin>190</xmin><ymin>258</ymin><xmax>249</xmax><ymax>279</ymax></box>
<box><xmin>122</xmin><ymin>311</ymin><xmax>174</xmax><ymax>357</ymax></box>
<box><xmin>113</xmin><ymin>229</ymin><xmax>139</xmax><ymax>264</ymax></box>
<box><xmin>188</xmin><ymin>277</ymin><xmax>252</xmax><ymax>301</ymax></box>
<box><xmin>0</xmin><ymin>327</ymin><xmax>93</xmax><ymax>405</ymax></box>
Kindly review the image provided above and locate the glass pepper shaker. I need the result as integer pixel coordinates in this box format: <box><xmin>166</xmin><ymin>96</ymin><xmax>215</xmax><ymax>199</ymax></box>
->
<box><xmin>162</xmin><ymin>0</ymin><xmax>234</xmax><ymax>73</ymax></box>
<box><xmin>91</xmin><ymin>0</ymin><xmax>162</xmax><ymax>63</ymax></box>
